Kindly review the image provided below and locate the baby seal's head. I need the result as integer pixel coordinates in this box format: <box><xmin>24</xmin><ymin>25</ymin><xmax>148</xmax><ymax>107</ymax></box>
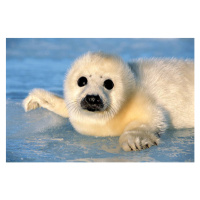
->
<box><xmin>64</xmin><ymin>52</ymin><xmax>135</xmax><ymax>122</ymax></box>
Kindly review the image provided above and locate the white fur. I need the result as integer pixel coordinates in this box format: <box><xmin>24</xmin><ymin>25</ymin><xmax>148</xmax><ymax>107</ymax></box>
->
<box><xmin>128</xmin><ymin>58</ymin><xmax>194</xmax><ymax>129</ymax></box>
<box><xmin>23</xmin><ymin>52</ymin><xmax>194</xmax><ymax>151</ymax></box>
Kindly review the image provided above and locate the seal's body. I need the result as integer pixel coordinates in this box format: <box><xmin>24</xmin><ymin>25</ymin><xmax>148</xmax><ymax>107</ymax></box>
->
<box><xmin>23</xmin><ymin>52</ymin><xmax>194</xmax><ymax>151</ymax></box>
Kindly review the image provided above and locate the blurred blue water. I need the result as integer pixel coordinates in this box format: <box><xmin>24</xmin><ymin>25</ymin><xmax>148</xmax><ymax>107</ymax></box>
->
<box><xmin>6</xmin><ymin>38</ymin><xmax>194</xmax><ymax>162</ymax></box>
<box><xmin>6</xmin><ymin>38</ymin><xmax>194</xmax><ymax>60</ymax></box>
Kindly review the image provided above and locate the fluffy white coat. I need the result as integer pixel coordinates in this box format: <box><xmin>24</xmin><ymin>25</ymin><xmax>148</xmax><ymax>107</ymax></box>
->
<box><xmin>23</xmin><ymin>52</ymin><xmax>194</xmax><ymax>151</ymax></box>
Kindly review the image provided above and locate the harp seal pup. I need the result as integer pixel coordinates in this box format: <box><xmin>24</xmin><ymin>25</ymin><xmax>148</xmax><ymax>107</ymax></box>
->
<box><xmin>23</xmin><ymin>52</ymin><xmax>194</xmax><ymax>151</ymax></box>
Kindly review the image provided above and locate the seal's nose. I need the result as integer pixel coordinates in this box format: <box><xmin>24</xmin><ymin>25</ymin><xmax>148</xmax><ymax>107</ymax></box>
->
<box><xmin>81</xmin><ymin>94</ymin><xmax>104</xmax><ymax>112</ymax></box>
<box><xmin>85</xmin><ymin>95</ymin><xmax>101</xmax><ymax>105</ymax></box>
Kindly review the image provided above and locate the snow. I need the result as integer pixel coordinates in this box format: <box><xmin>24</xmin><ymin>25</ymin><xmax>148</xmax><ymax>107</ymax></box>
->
<box><xmin>6</xmin><ymin>38</ymin><xmax>194</xmax><ymax>162</ymax></box>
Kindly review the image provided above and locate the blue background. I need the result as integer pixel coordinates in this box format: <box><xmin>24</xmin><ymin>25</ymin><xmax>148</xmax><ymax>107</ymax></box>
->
<box><xmin>6</xmin><ymin>38</ymin><xmax>194</xmax><ymax>162</ymax></box>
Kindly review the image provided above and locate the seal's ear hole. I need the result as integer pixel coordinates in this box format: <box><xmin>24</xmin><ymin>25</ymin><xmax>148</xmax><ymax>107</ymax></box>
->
<box><xmin>78</xmin><ymin>76</ymin><xmax>87</xmax><ymax>87</ymax></box>
<box><xmin>103</xmin><ymin>79</ymin><xmax>114</xmax><ymax>90</ymax></box>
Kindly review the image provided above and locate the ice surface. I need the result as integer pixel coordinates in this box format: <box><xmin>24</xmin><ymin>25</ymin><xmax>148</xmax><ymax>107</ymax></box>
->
<box><xmin>6</xmin><ymin>100</ymin><xmax>194</xmax><ymax>162</ymax></box>
<box><xmin>6</xmin><ymin>38</ymin><xmax>194</xmax><ymax>162</ymax></box>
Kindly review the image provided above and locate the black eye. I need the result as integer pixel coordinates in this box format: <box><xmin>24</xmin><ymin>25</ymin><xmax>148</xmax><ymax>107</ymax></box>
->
<box><xmin>103</xmin><ymin>79</ymin><xmax>114</xmax><ymax>90</ymax></box>
<box><xmin>78</xmin><ymin>76</ymin><xmax>87</xmax><ymax>87</ymax></box>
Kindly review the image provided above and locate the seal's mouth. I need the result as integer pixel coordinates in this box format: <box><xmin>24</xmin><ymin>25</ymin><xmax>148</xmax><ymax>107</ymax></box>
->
<box><xmin>80</xmin><ymin>95</ymin><xmax>104</xmax><ymax>112</ymax></box>
<box><xmin>84</xmin><ymin>106</ymin><xmax>102</xmax><ymax>112</ymax></box>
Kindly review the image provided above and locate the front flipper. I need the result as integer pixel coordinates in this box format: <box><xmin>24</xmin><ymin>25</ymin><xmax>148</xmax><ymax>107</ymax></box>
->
<box><xmin>23</xmin><ymin>88</ymin><xmax>68</xmax><ymax>118</ymax></box>
<box><xmin>119</xmin><ymin>130</ymin><xmax>160</xmax><ymax>151</ymax></box>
